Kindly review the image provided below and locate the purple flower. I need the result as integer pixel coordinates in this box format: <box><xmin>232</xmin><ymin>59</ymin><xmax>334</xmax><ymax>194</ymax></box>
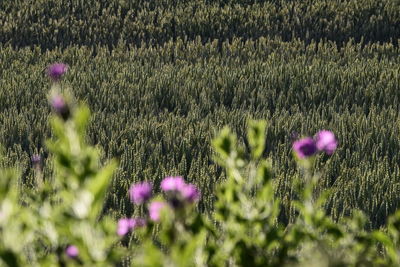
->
<box><xmin>50</xmin><ymin>94</ymin><xmax>70</xmax><ymax>120</ymax></box>
<box><xmin>129</xmin><ymin>182</ymin><xmax>152</xmax><ymax>204</ymax></box>
<box><xmin>292</xmin><ymin>137</ymin><xmax>317</xmax><ymax>159</ymax></box>
<box><xmin>51</xmin><ymin>94</ymin><xmax>66</xmax><ymax>110</ymax></box>
<box><xmin>149</xmin><ymin>201</ymin><xmax>167</xmax><ymax>222</ymax></box>
<box><xmin>65</xmin><ymin>245</ymin><xmax>79</xmax><ymax>258</ymax></box>
<box><xmin>31</xmin><ymin>154</ymin><xmax>41</xmax><ymax>165</ymax></box>
<box><xmin>117</xmin><ymin>218</ymin><xmax>146</xmax><ymax>236</ymax></box>
<box><xmin>117</xmin><ymin>218</ymin><xmax>134</xmax><ymax>236</ymax></box>
<box><xmin>315</xmin><ymin>130</ymin><xmax>338</xmax><ymax>155</ymax></box>
<box><xmin>161</xmin><ymin>176</ymin><xmax>186</xmax><ymax>192</ymax></box>
<box><xmin>31</xmin><ymin>154</ymin><xmax>42</xmax><ymax>171</ymax></box>
<box><xmin>47</xmin><ymin>63</ymin><xmax>68</xmax><ymax>81</ymax></box>
<box><xmin>182</xmin><ymin>184</ymin><xmax>200</xmax><ymax>203</ymax></box>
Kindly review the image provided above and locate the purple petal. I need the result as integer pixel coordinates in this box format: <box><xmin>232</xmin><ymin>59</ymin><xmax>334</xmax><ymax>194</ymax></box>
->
<box><xmin>117</xmin><ymin>218</ymin><xmax>146</xmax><ymax>236</ymax></box>
<box><xmin>129</xmin><ymin>182</ymin><xmax>152</xmax><ymax>204</ymax></box>
<box><xmin>65</xmin><ymin>245</ymin><xmax>79</xmax><ymax>258</ymax></box>
<box><xmin>31</xmin><ymin>154</ymin><xmax>41</xmax><ymax>165</ymax></box>
<box><xmin>182</xmin><ymin>184</ymin><xmax>200</xmax><ymax>203</ymax></box>
<box><xmin>149</xmin><ymin>201</ymin><xmax>167</xmax><ymax>222</ymax></box>
<box><xmin>292</xmin><ymin>137</ymin><xmax>317</xmax><ymax>158</ymax></box>
<box><xmin>117</xmin><ymin>218</ymin><xmax>134</xmax><ymax>236</ymax></box>
<box><xmin>47</xmin><ymin>63</ymin><xmax>68</xmax><ymax>81</ymax></box>
<box><xmin>161</xmin><ymin>176</ymin><xmax>186</xmax><ymax>192</ymax></box>
<box><xmin>50</xmin><ymin>94</ymin><xmax>70</xmax><ymax>120</ymax></box>
<box><xmin>315</xmin><ymin>130</ymin><xmax>338</xmax><ymax>155</ymax></box>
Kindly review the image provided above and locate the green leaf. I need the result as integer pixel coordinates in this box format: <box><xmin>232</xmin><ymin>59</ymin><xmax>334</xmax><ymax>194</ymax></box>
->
<box><xmin>49</xmin><ymin>117</ymin><xmax>67</xmax><ymax>142</ymax></box>
<box><xmin>0</xmin><ymin>250</ymin><xmax>20</xmax><ymax>267</ymax></box>
<box><xmin>74</xmin><ymin>105</ymin><xmax>91</xmax><ymax>137</ymax></box>
<box><xmin>133</xmin><ymin>241</ymin><xmax>164</xmax><ymax>267</ymax></box>
<box><xmin>256</xmin><ymin>159</ymin><xmax>273</xmax><ymax>185</ymax></box>
<box><xmin>247</xmin><ymin>120</ymin><xmax>266</xmax><ymax>159</ymax></box>
<box><xmin>372</xmin><ymin>231</ymin><xmax>398</xmax><ymax>263</ymax></box>
<box><xmin>172</xmin><ymin>231</ymin><xmax>207</xmax><ymax>267</ymax></box>
<box><xmin>372</xmin><ymin>231</ymin><xmax>393</xmax><ymax>247</ymax></box>
<box><xmin>85</xmin><ymin>160</ymin><xmax>118</xmax><ymax>219</ymax></box>
<box><xmin>212</xmin><ymin>127</ymin><xmax>236</xmax><ymax>161</ymax></box>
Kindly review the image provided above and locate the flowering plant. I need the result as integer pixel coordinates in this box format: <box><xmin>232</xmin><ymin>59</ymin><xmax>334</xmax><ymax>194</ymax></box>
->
<box><xmin>0</xmin><ymin>64</ymin><xmax>400</xmax><ymax>266</ymax></box>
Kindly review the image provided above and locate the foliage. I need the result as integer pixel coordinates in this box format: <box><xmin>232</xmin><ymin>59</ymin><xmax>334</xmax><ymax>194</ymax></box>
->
<box><xmin>1</xmin><ymin>0</ymin><xmax>400</xmax><ymax>264</ymax></box>
<box><xmin>0</xmin><ymin>86</ymin><xmax>123</xmax><ymax>266</ymax></box>
<box><xmin>1</xmin><ymin>40</ymin><xmax>400</xmax><ymax>228</ymax></box>
<box><xmin>4</xmin><ymin>99</ymin><xmax>400</xmax><ymax>265</ymax></box>
<box><xmin>130</xmin><ymin>121</ymin><xmax>400</xmax><ymax>266</ymax></box>
<box><xmin>0</xmin><ymin>0</ymin><xmax>399</xmax><ymax>49</ymax></box>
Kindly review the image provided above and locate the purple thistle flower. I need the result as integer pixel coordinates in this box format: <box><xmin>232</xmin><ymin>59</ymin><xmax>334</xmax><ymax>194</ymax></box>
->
<box><xmin>182</xmin><ymin>184</ymin><xmax>200</xmax><ymax>203</ymax></box>
<box><xmin>31</xmin><ymin>154</ymin><xmax>42</xmax><ymax>171</ymax></box>
<box><xmin>129</xmin><ymin>182</ymin><xmax>152</xmax><ymax>204</ymax></box>
<box><xmin>117</xmin><ymin>218</ymin><xmax>146</xmax><ymax>236</ymax></box>
<box><xmin>161</xmin><ymin>176</ymin><xmax>186</xmax><ymax>192</ymax></box>
<box><xmin>117</xmin><ymin>218</ymin><xmax>134</xmax><ymax>236</ymax></box>
<box><xmin>149</xmin><ymin>201</ymin><xmax>167</xmax><ymax>222</ymax></box>
<box><xmin>31</xmin><ymin>154</ymin><xmax>41</xmax><ymax>165</ymax></box>
<box><xmin>315</xmin><ymin>130</ymin><xmax>338</xmax><ymax>155</ymax></box>
<box><xmin>50</xmin><ymin>94</ymin><xmax>70</xmax><ymax>120</ymax></box>
<box><xmin>292</xmin><ymin>137</ymin><xmax>317</xmax><ymax>159</ymax></box>
<box><xmin>51</xmin><ymin>95</ymin><xmax>66</xmax><ymax>111</ymax></box>
<box><xmin>65</xmin><ymin>245</ymin><xmax>79</xmax><ymax>258</ymax></box>
<box><xmin>47</xmin><ymin>63</ymin><xmax>68</xmax><ymax>81</ymax></box>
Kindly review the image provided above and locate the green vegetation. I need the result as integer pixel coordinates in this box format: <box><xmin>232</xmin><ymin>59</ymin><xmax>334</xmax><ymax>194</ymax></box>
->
<box><xmin>1</xmin><ymin>0</ymin><xmax>400</xmax><ymax>233</ymax></box>
<box><xmin>1</xmin><ymin>0</ymin><xmax>399</xmax><ymax>49</ymax></box>
<box><xmin>1</xmin><ymin>39</ymin><xmax>400</xmax><ymax>229</ymax></box>
<box><xmin>4</xmin><ymin>99</ymin><xmax>400</xmax><ymax>266</ymax></box>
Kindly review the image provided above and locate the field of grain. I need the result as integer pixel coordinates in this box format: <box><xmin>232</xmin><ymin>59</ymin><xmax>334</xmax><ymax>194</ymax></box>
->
<box><xmin>1</xmin><ymin>0</ymin><xmax>400</xmax><ymax>229</ymax></box>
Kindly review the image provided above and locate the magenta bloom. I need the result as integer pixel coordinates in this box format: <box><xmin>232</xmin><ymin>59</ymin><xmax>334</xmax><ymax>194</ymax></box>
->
<box><xmin>315</xmin><ymin>130</ymin><xmax>338</xmax><ymax>155</ymax></box>
<box><xmin>50</xmin><ymin>94</ymin><xmax>70</xmax><ymax>120</ymax></box>
<box><xmin>293</xmin><ymin>137</ymin><xmax>317</xmax><ymax>159</ymax></box>
<box><xmin>47</xmin><ymin>63</ymin><xmax>68</xmax><ymax>81</ymax></box>
<box><xmin>117</xmin><ymin>218</ymin><xmax>134</xmax><ymax>236</ymax></box>
<box><xmin>65</xmin><ymin>245</ymin><xmax>79</xmax><ymax>258</ymax></box>
<box><xmin>117</xmin><ymin>218</ymin><xmax>146</xmax><ymax>236</ymax></box>
<box><xmin>161</xmin><ymin>176</ymin><xmax>186</xmax><ymax>192</ymax></box>
<box><xmin>149</xmin><ymin>201</ymin><xmax>167</xmax><ymax>222</ymax></box>
<box><xmin>129</xmin><ymin>182</ymin><xmax>152</xmax><ymax>204</ymax></box>
<box><xmin>31</xmin><ymin>154</ymin><xmax>41</xmax><ymax>165</ymax></box>
<box><xmin>182</xmin><ymin>184</ymin><xmax>200</xmax><ymax>203</ymax></box>
<box><xmin>51</xmin><ymin>95</ymin><xmax>66</xmax><ymax>110</ymax></box>
<box><xmin>31</xmin><ymin>154</ymin><xmax>42</xmax><ymax>170</ymax></box>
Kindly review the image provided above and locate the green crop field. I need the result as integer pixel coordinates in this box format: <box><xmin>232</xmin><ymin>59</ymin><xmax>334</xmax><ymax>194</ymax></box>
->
<box><xmin>1</xmin><ymin>0</ymin><xmax>400</xmax><ymax>230</ymax></box>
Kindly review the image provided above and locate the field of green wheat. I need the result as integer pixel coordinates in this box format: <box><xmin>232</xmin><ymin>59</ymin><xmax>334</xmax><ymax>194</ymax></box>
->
<box><xmin>1</xmin><ymin>0</ymin><xmax>400</xmax><ymax>230</ymax></box>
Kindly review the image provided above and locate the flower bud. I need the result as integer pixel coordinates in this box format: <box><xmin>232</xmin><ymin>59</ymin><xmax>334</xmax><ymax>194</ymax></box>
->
<box><xmin>117</xmin><ymin>218</ymin><xmax>146</xmax><ymax>236</ymax></box>
<box><xmin>65</xmin><ymin>245</ymin><xmax>79</xmax><ymax>258</ymax></box>
<box><xmin>129</xmin><ymin>182</ymin><xmax>152</xmax><ymax>205</ymax></box>
<box><xmin>47</xmin><ymin>63</ymin><xmax>68</xmax><ymax>81</ymax></box>
<box><xmin>50</xmin><ymin>94</ymin><xmax>70</xmax><ymax>120</ymax></box>
<box><xmin>149</xmin><ymin>201</ymin><xmax>167</xmax><ymax>222</ymax></box>
<box><xmin>315</xmin><ymin>130</ymin><xmax>338</xmax><ymax>155</ymax></box>
<box><xmin>292</xmin><ymin>137</ymin><xmax>317</xmax><ymax>159</ymax></box>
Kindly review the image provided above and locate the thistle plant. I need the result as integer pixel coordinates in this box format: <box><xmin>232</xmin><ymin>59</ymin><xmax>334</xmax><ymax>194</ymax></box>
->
<box><xmin>128</xmin><ymin>122</ymin><xmax>400</xmax><ymax>266</ymax></box>
<box><xmin>127</xmin><ymin>176</ymin><xmax>207</xmax><ymax>266</ymax></box>
<box><xmin>0</xmin><ymin>64</ymin><xmax>124</xmax><ymax>266</ymax></box>
<box><xmin>1</xmin><ymin>64</ymin><xmax>400</xmax><ymax>266</ymax></box>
